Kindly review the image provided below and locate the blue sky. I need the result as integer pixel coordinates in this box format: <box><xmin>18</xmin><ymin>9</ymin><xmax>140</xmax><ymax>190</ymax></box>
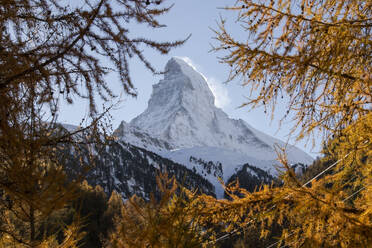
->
<box><xmin>58</xmin><ymin>0</ymin><xmax>322</xmax><ymax>158</ymax></box>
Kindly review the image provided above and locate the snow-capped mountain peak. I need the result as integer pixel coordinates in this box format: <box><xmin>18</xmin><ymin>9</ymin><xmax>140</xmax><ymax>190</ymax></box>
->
<box><xmin>131</xmin><ymin>57</ymin><xmax>218</xmax><ymax>147</ymax></box>
<box><xmin>116</xmin><ymin>57</ymin><xmax>313</xmax><ymax>197</ymax></box>
<box><xmin>164</xmin><ymin>57</ymin><xmax>214</xmax><ymax>104</ymax></box>
<box><xmin>129</xmin><ymin>57</ymin><xmax>312</xmax><ymax>164</ymax></box>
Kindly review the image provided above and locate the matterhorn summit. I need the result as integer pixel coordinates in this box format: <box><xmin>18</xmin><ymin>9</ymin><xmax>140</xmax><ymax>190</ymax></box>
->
<box><xmin>128</xmin><ymin>57</ymin><xmax>312</xmax><ymax>162</ymax></box>
<box><xmin>115</xmin><ymin>57</ymin><xmax>313</xmax><ymax>197</ymax></box>
<box><xmin>130</xmin><ymin>57</ymin><xmax>218</xmax><ymax>148</ymax></box>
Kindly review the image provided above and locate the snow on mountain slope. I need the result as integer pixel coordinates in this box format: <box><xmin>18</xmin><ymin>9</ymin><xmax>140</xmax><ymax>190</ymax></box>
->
<box><xmin>57</xmin><ymin>58</ymin><xmax>314</xmax><ymax>199</ymax></box>
<box><xmin>113</xmin><ymin>57</ymin><xmax>314</xmax><ymax>198</ymax></box>
<box><xmin>58</xmin><ymin>124</ymin><xmax>215</xmax><ymax>199</ymax></box>
<box><xmin>158</xmin><ymin>146</ymin><xmax>280</xmax><ymax>198</ymax></box>
<box><xmin>114</xmin><ymin>121</ymin><xmax>174</xmax><ymax>153</ymax></box>
<box><xmin>126</xmin><ymin>57</ymin><xmax>313</xmax><ymax>165</ymax></box>
<box><xmin>159</xmin><ymin>147</ymin><xmax>277</xmax><ymax>180</ymax></box>
<box><xmin>61</xmin><ymin>139</ymin><xmax>215</xmax><ymax>200</ymax></box>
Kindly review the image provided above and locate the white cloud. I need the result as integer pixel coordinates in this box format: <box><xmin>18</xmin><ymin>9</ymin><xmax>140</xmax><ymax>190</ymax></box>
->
<box><xmin>206</xmin><ymin>77</ymin><xmax>231</xmax><ymax>108</ymax></box>
<box><xmin>177</xmin><ymin>57</ymin><xmax>231</xmax><ymax>109</ymax></box>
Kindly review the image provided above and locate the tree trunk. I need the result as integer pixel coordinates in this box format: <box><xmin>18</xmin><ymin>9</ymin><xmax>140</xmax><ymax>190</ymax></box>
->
<box><xmin>30</xmin><ymin>205</ymin><xmax>35</xmax><ymax>244</ymax></box>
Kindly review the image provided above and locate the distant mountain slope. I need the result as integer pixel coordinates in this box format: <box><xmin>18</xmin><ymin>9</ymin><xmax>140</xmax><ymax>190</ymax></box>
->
<box><xmin>158</xmin><ymin>146</ymin><xmax>280</xmax><ymax>198</ymax></box>
<box><xmin>59</xmin><ymin>136</ymin><xmax>215</xmax><ymax>200</ymax></box>
<box><xmin>225</xmin><ymin>163</ymin><xmax>276</xmax><ymax>197</ymax></box>
<box><xmin>114</xmin><ymin>57</ymin><xmax>313</xmax><ymax>197</ymax></box>
<box><xmin>126</xmin><ymin>57</ymin><xmax>312</xmax><ymax>165</ymax></box>
<box><xmin>60</xmin><ymin>57</ymin><xmax>314</xmax><ymax>199</ymax></box>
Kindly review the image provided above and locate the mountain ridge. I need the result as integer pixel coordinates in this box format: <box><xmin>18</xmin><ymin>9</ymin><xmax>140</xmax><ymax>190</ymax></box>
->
<box><xmin>114</xmin><ymin>57</ymin><xmax>314</xmax><ymax>197</ymax></box>
<box><xmin>118</xmin><ymin>57</ymin><xmax>313</xmax><ymax>164</ymax></box>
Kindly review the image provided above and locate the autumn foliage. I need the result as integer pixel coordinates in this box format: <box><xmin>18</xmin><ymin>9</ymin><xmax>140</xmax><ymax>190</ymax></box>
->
<box><xmin>0</xmin><ymin>0</ymin><xmax>370</xmax><ymax>247</ymax></box>
<box><xmin>107</xmin><ymin>0</ymin><xmax>371</xmax><ymax>247</ymax></box>
<box><xmin>0</xmin><ymin>0</ymin><xmax>184</xmax><ymax>246</ymax></box>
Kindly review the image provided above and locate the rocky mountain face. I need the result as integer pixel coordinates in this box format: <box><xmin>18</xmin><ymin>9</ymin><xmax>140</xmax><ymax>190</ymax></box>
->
<box><xmin>59</xmin><ymin>57</ymin><xmax>314</xmax><ymax>199</ymax></box>
<box><xmin>126</xmin><ymin>58</ymin><xmax>311</xmax><ymax>163</ymax></box>
<box><xmin>114</xmin><ymin>57</ymin><xmax>314</xmax><ymax>197</ymax></box>
<box><xmin>224</xmin><ymin>163</ymin><xmax>276</xmax><ymax>198</ymax></box>
<box><xmin>60</xmin><ymin>139</ymin><xmax>215</xmax><ymax>200</ymax></box>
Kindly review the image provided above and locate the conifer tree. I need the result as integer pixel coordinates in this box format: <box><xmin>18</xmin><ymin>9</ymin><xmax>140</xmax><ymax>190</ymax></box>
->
<box><xmin>0</xmin><ymin>0</ymin><xmax>185</xmax><ymax>246</ymax></box>
<box><xmin>0</xmin><ymin>90</ymin><xmax>84</xmax><ymax>247</ymax></box>
<box><xmin>0</xmin><ymin>0</ymin><xmax>186</xmax><ymax>114</ymax></box>
<box><xmin>108</xmin><ymin>174</ymin><xmax>206</xmax><ymax>248</ymax></box>
<box><xmin>212</xmin><ymin>0</ymin><xmax>371</xmax><ymax>140</ymax></box>
<box><xmin>195</xmin><ymin>0</ymin><xmax>372</xmax><ymax>247</ymax></box>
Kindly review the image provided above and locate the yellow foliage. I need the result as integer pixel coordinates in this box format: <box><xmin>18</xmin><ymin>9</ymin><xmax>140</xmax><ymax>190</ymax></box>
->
<box><xmin>189</xmin><ymin>114</ymin><xmax>372</xmax><ymax>247</ymax></box>
<box><xmin>191</xmin><ymin>1</ymin><xmax>372</xmax><ymax>246</ymax></box>
<box><xmin>108</xmin><ymin>174</ymin><xmax>206</xmax><ymax>248</ymax></box>
<box><xmin>212</xmin><ymin>0</ymin><xmax>371</xmax><ymax>141</ymax></box>
<box><xmin>1</xmin><ymin>0</ymin><xmax>185</xmax><ymax>246</ymax></box>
